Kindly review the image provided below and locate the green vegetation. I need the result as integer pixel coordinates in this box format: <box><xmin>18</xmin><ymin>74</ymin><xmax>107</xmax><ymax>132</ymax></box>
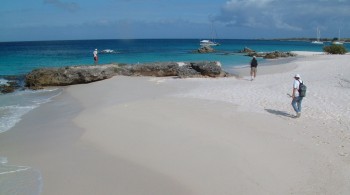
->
<box><xmin>323</xmin><ymin>44</ymin><xmax>348</xmax><ymax>54</ymax></box>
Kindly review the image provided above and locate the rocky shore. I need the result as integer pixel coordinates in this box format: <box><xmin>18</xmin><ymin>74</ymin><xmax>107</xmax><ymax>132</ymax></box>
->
<box><xmin>240</xmin><ymin>47</ymin><xmax>297</xmax><ymax>59</ymax></box>
<box><xmin>0</xmin><ymin>75</ymin><xmax>25</xmax><ymax>94</ymax></box>
<box><xmin>3</xmin><ymin>47</ymin><xmax>298</xmax><ymax>93</ymax></box>
<box><xmin>25</xmin><ymin>61</ymin><xmax>230</xmax><ymax>89</ymax></box>
<box><xmin>193</xmin><ymin>46</ymin><xmax>297</xmax><ymax>59</ymax></box>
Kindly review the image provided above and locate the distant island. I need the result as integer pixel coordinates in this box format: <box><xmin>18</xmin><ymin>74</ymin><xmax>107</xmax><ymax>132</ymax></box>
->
<box><xmin>258</xmin><ymin>38</ymin><xmax>350</xmax><ymax>43</ymax></box>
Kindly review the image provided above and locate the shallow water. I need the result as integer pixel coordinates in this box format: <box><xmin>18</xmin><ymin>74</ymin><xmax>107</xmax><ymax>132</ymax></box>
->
<box><xmin>0</xmin><ymin>157</ymin><xmax>42</xmax><ymax>195</ymax></box>
<box><xmin>0</xmin><ymin>88</ymin><xmax>62</xmax><ymax>134</ymax></box>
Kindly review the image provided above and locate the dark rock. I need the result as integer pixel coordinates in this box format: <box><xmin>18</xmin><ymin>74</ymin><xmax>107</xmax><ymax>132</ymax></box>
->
<box><xmin>25</xmin><ymin>65</ymin><xmax>118</xmax><ymax>89</ymax></box>
<box><xmin>0</xmin><ymin>84</ymin><xmax>15</xmax><ymax>93</ymax></box>
<box><xmin>197</xmin><ymin>46</ymin><xmax>215</xmax><ymax>53</ymax></box>
<box><xmin>246</xmin><ymin>51</ymin><xmax>296</xmax><ymax>59</ymax></box>
<box><xmin>190</xmin><ymin>61</ymin><xmax>224</xmax><ymax>77</ymax></box>
<box><xmin>264</xmin><ymin>52</ymin><xmax>277</xmax><ymax>59</ymax></box>
<box><xmin>240</xmin><ymin>47</ymin><xmax>255</xmax><ymax>53</ymax></box>
<box><xmin>263</xmin><ymin>51</ymin><xmax>296</xmax><ymax>59</ymax></box>
<box><xmin>177</xmin><ymin>64</ymin><xmax>202</xmax><ymax>78</ymax></box>
<box><xmin>129</xmin><ymin>62</ymin><xmax>179</xmax><ymax>77</ymax></box>
<box><xmin>0</xmin><ymin>79</ymin><xmax>22</xmax><ymax>94</ymax></box>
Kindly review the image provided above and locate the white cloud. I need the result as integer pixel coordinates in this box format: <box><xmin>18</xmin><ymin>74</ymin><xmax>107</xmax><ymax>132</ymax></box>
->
<box><xmin>216</xmin><ymin>0</ymin><xmax>350</xmax><ymax>34</ymax></box>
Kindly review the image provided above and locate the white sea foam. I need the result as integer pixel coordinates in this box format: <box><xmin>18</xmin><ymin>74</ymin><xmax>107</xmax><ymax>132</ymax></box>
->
<box><xmin>0</xmin><ymin>78</ymin><xmax>9</xmax><ymax>85</ymax></box>
<box><xmin>0</xmin><ymin>88</ymin><xmax>62</xmax><ymax>134</ymax></box>
<box><xmin>177</xmin><ymin>62</ymin><xmax>186</xmax><ymax>67</ymax></box>
<box><xmin>0</xmin><ymin>105</ymin><xmax>37</xmax><ymax>134</ymax></box>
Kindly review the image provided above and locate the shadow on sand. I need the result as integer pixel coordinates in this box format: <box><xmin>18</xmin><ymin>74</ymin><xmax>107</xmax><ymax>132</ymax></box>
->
<box><xmin>265</xmin><ymin>109</ymin><xmax>295</xmax><ymax>118</ymax></box>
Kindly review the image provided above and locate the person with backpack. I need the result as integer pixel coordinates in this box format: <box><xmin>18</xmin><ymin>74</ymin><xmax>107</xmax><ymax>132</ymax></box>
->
<box><xmin>291</xmin><ymin>74</ymin><xmax>306</xmax><ymax>118</ymax></box>
<box><xmin>250</xmin><ymin>56</ymin><xmax>258</xmax><ymax>81</ymax></box>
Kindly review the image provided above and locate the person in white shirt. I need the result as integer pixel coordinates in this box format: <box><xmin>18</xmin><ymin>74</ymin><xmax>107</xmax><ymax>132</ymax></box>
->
<box><xmin>291</xmin><ymin>74</ymin><xmax>303</xmax><ymax>118</ymax></box>
<box><xmin>93</xmin><ymin>49</ymin><xmax>98</xmax><ymax>63</ymax></box>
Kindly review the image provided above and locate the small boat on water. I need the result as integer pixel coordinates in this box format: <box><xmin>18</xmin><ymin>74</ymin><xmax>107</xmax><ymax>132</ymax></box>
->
<box><xmin>200</xmin><ymin>22</ymin><xmax>220</xmax><ymax>47</ymax></box>
<box><xmin>332</xmin><ymin>41</ymin><xmax>344</xmax><ymax>45</ymax></box>
<box><xmin>311</xmin><ymin>27</ymin><xmax>323</xmax><ymax>44</ymax></box>
<box><xmin>311</xmin><ymin>40</ymin><xmax>323</xmax><ymax>44</ymax></box>
<box><xmin>332</xmin><ymin>29</ymin><xmax>344</xmax><ymax>45</ymax></box>
<box><xmin>200</xmin><ymin>40</ymin><xmax>220</xmax><ymax>47</ymax></box>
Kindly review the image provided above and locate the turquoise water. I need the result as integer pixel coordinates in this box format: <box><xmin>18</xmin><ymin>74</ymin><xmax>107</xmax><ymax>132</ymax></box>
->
<box><xmin>0</xmin><ymin>39</ymin><xmax>347</xmax><ymax>195</ymax></box>
<box><xmin>0</xmin><ymin>39</ymin><xmax>329</xmax><ymax>76</ymax></box>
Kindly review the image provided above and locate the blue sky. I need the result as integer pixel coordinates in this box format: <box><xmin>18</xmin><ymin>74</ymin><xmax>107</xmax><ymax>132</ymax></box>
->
<box><xmin>1</xmin><ymin>0</ymin><xmax>350</xmax><ymax>41</ymax></box>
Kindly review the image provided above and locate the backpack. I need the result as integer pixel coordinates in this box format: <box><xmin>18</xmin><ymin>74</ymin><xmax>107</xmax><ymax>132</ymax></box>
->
<box><xmin>298</xmin><ymin>80</ymin><xmax>307</xmax><ymax>97</ymax></box>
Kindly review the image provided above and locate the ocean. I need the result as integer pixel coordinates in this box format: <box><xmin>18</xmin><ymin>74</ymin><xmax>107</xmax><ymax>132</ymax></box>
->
<box><xmin>0</xmin><ymin>39</ymin><xmax>327</xmax><ymax>76</ymax></box>
<box><xmin>0</xmin><ymin>39</ymin><xmax>341</xmax><ymax>194</ymax></box>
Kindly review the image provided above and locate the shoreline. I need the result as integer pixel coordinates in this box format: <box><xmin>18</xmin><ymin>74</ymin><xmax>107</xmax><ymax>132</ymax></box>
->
<box><xmin>1</xmin><ymin>53</ymin><xmax>350</xmax><ymax>194</ymax></box>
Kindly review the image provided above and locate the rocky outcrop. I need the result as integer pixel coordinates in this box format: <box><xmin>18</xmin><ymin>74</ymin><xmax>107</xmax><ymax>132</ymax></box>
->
<box><xmin>240</xmin><ymin>47</ymin><xmax>255</xmax><ymax>53</ymax></box>
<box><xmin>26</xmin><ymin>65</ymin><xmax>118</xmax><ymax>89</ymax></box>
<box><xmin>0</xmin><ymin>83</ymin><xmax>16</xmax><ymax>93</ymax></box>
<box><xmin>25</xmin><ymin>61</ymin><xmax>231</xmax><ymax>89</ymax></box>
<box><xmin>0</xmin><ymin>76</ymin><xmax>24</xmax><ymax>94</ymax></box>
<box><xmin>247</xmin><ymin>51</ymin><xmax>296</xmax><ymax>59</ymax></box>
<box><xmin>196</xmin><ymin>46</ymin><xmax>215</xmax><ymax>53</ymax></box>
<box><xmin>127</xmin><ymin>62</ymin><xmax>179</xmax><ymax>77</ymax></box>
<box><xmin>264</xmin><ymin>51</ymin><xmax>297</xmax><ymax>59</ymax></box>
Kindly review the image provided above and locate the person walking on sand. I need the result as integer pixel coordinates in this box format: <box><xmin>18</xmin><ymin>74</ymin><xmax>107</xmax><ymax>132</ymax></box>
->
<box><xmin>93</xmin><ymin>49</ymin><xmax>98</xmax><ymax>63</ymax></box>
<box><xmin>291</xmin><ymin>74</ymin><xmax>303</xmax><ymax>118</ymax></box>
<box><xmin>250</xmin><ymin>56</ymin><xmax>258</xmax><ymax>81</ymax></box>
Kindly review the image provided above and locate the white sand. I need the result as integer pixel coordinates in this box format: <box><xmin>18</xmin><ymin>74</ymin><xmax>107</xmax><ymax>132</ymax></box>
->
<box><xmin>292</xmin><ymin>51</ymin><xmax>326</xmax><ymax>56</ymax></box>
<box><xmin>1</xmin><ymin>54</ymin><xmax>350</xmax><ymax>194</ymax></box>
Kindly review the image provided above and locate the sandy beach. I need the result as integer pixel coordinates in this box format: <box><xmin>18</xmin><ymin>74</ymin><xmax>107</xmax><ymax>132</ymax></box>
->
<box><xmin>1</xmin><ymin>52</ymin><xmax>350</xmax><ymax>194</ymax></box>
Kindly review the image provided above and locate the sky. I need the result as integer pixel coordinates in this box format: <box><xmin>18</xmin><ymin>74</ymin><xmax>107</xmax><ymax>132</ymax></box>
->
<box><xmin>1</xmin><ymin>0</ymin><xmax>350</xmax><ymax>41</ymax></box>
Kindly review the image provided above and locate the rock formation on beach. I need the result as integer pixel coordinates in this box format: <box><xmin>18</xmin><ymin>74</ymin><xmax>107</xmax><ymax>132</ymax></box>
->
<box><xmin>238</xmin><ymin>47</ymin><xmax>297</xmax><ymax>59</ymax></box>
<box><xmin>0</xmin><ymin>76</ymin><xmax>24</xmax><ymax>94</ymax></box>
<box><xmin>262</xmin><ymin>51</ymin><xmax>297</xmax><ymax>59</ymax></box>
<box><xmin>25</xmin><ymin>65</ymin><xmax>117</xmax><ymax>89</ymax></box>
<box><xmin>246</xmin><ymin>51</ymin><xmax>297</xmax><ymax>59</ymax></box>
<box><xmin>0</xmin><ymin>82</ymin><xmax>17</xmax><ymax>93</ymax></box>
<box><xmin>25</xmin><ymin>61</ymin><xmax>230</xmax><ymax>89</ymax></box>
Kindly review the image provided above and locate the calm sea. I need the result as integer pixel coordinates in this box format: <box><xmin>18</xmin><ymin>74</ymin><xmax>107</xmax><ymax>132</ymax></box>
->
<box><xmin>0</xmin><ymin>39</ymin><xmax>328</xmax><ymax>76</ymax></box>
<box><xmin>0</xmin><ymin>39</ymin><xmax>339</xmax><ymax>194</ymax></box>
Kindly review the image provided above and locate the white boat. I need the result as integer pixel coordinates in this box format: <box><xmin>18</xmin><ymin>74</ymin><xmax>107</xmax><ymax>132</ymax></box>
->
<box><xmin>311</xmin><ymin>40</ymin><xmax>323</xmax><ymax>44</ymax></box>
<box><xmin>332</xmin><ymin>29</ymin><xmax>344</xmax><ymax>45</ymax></box>
<box><xmin>332</xmin><ymin>41</ymin><xmax>343</xmax><ymax>45</ymax></box>
<box><xmin>200</xmin><ymin>40</ymin><xmax>220</xmax><ymax>47</ymax></box>
<box><xmin>311</xmin><ymin>27</ymin><xmax>323</xmax><ymax>44</ymax></box>
<box><xmin>200</xmin><ymin>22</ymin><xmax>220</xmax><ymax>47</ymax></box>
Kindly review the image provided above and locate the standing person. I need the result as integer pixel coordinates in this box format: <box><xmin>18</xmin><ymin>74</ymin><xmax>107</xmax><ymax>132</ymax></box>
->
<box><xmin>291</xmin><ymin>74</ymin><xmax>303</xmax><ymax>118</ymax></box>
<box><xmin>250</xmin><ymin>56</ymin><xmax>258</xmax><ymax>81</ymax></box>
<box><xmin>93</xmin><ymin>49</ymin><xmax>98</xmax><ymax>63</ymax></box>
